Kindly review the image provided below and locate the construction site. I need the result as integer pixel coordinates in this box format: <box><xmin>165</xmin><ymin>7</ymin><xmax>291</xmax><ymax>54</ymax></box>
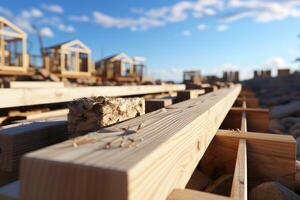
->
<box><xmin>0</xmin><ymin>3</ymin><xmax>300</xmax><ymax>200</ymax></box>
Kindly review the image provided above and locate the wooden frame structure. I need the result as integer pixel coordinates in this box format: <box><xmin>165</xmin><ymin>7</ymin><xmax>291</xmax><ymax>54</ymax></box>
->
<box><xmin>0</xmin><ymin>17</ymin><xmax>28</xmax><ymax>73</ymax></box>
<box><xmin>19</xmin><ymin>85</ymin><xmax>241</xmax><ymax>200</ymax></box>
<box><xmin>169</xmin><ymin>89</ymin><xmax>295</xmax><ymax>200</ymax></box>
<box><xmin>43</xmin><ymin>40</ymin><xmax>93</xmax><ymax>78</ymax></box>
<box><xmin>0</xmin><ymin>85</ymin><xmax>296</xmax><ymax>200</ymax></box>
<box><xmin>95</xmin><ymin>53</ymin><xmax>145</xmax><ymax>82</ymax></box>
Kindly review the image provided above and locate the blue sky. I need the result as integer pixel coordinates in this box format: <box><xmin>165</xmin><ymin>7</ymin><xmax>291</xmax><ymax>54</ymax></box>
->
<box><xmin>1</xmin><ymin>0</ymin><xmax>300</xmax><ymax>81</ymax></box>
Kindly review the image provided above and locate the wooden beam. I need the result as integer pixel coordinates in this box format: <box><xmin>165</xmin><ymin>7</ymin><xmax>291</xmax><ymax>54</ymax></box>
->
<box><xmin>229</xmin><ymin>107</ymin><xmax>269</xmax><ymax>132</ymax></box>
<box><xmin>145</xmin><ymin>98</ymin><xmax>173</xmax><ymax>113</ymax></box>
<box><xmin>217</xmin><ymin>130</ymin><xmax>296</xmax><ymax>190</ymax></box>
<box><xmin>20</xmin><ymin>85</ymin><xmax>241</xmax><ymax>200</ymax></box>
<box><xmin>0</xmin><ymin>85</ymin><xmax>185</xmax><ymax>108</ymax></box>
<box><xmin>176</xmin><ymin>89</ymin><xmax>205</xmax><ymax>102</ymax></box>
<box><xmin>167</xmin><ymin>189</ymin><xmax>229</xmax><ymax>200</ymax></box>
<box><xmin>231</xmin><ymin>99</ymin><xmax>247</xmax><ymax>200</ymax></box>
<box><xmin>7</xmin><ymin>81</ymin><xmax>64</xmax><ymax>89</ymax></box>
<box><xmin>0</xmin><ymin>121</ymin><xmax>68</xmax><ymax>171</ymax></box>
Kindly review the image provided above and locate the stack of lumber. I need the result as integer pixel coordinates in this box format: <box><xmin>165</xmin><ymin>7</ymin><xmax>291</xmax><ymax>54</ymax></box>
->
<box><xmin>68</xmin><ymin>96</ymin><xmax>145</xmax><ymax>136</ymax></box>
<box><xmin>0</xmin><ymin>84</ymin><xmax>298</xmax><ymax>200</ymax></box>
<box><xmin>18</xmin><ymin>85</ymin><xmax>241</xmax><ymax>200</ymax></box>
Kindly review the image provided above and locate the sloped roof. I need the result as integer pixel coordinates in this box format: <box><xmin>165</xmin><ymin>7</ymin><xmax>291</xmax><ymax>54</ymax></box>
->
<box><xmin>45</xmin><ymin>39</ymin><xmax>90</xmax><ymax>52</ymax></box>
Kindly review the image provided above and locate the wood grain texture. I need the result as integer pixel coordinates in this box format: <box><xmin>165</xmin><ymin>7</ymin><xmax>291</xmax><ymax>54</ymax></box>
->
<box><xmin>217</xmin><ymin>130</ymin><xmax>296</xmax><ymax>190</ymax></box>
<box><xmin>231</xmin><ymin>100</ymin><xmax>247</xmax><ymax>200</ymax></box>
<box><xmin>0</xmin><ymin>120</ymin><xmax>68</xmax><ymax>171</ymax></box>
<box><xmin>7</xmin><ymin>81</ymin><xmax>64</xmax><ymax>89</ymax></box>
<box><xmin>230</xmin><ymin>139</ymin><xmax>247</xmax><ymax>200</ymax></box>
<box><xmin>0</xmin><ymin>84</ymin><xmax>185</xmax><ymax>108</ymax></box>
<box><xmin>167</xmin><ymin>189</ymin><xmax>229</xmax><ymax>200</ymax></box>
<box><xmin>20</xmin><ymin>85</ymin><xmax>241</xmax><ymax>200</ymax></box>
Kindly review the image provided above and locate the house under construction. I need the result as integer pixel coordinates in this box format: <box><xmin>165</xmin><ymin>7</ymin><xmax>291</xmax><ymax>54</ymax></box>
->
<box><xmin>95</xmin><ymin>52</ymin><xmax>145</xmax><ymax>82</ymax></box>
<box><xmin>0</xmin><ymin>17</ymin><xmax>28</xmax><ymax>74</ymax></box>
<box><xmin>43</xmin><ymin>40</ymin><xmax>93</xmax><ymax>78</ymax></box>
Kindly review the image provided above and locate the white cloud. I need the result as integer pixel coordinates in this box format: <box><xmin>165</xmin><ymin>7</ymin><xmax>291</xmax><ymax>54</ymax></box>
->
<box><xmin>216</xmin><ymin>24</ymin><xmax>229</xmax><ymax>32</ymax></box>
<box><xmin>93</xmin><ymin>11</ymin><xmax>165</xmax><ymax>31</ymax></box>
<box><xmin>39</xmin><ymin>16</ymin><xmax>61</xmax><ymax>26</ymax></box>
<box><xmin>224</xmin><ymin>1</ymin><xmax>300</xmax><ymax>23</ymax></box>
<box><xmin>21</xmin><ymin>8</ymin><xmax>43</xmax><ymax>18</ymax></box>
<box><xmin>58</xmin><ymin>24</ymin><xmax>75</xmax><ymax>33</ymax></box>
<box><xmin>181</xmin><ymin>30</ymin><xmax>192</xmax><ymax>37</ymax></box>
<box><xmin>0</xmin><ymin>6</ymin><xmax>34</xmax><ymax>33</ymax></box>
<box><xmin>197</xmin><ymin>23</ymin><xmax>207</xmax><ymax>31</ymax></box>
<box><xmin>148</xmin><ymin>67</ymin><xmax>184</xmax><ymax>82</ymax></box>
<box><xmin>264</xmin><ymin>56</ymin><xmax>286</xmax><ymax>68</ymax></box>
<box><xmin>68</xmin><ymin>15</ymin><xmax>90</xmax><ymax>22</ymax></box>
<box><xmin>146</xmin><ymin>7</ymin><xmax>169</xmax><ymax>18</ymax></box>
<box><xmin>42</xmin><ymin>4</ymin><xmax>64</xmax><ymax>14</ymax></box>
<box><xmin>40</xmin><ymin>27</ymin><xmax>54</xmax><ymax>38</ymax></box>
<box><xmin>167</xmin><ymin>1</ymin><xmax>194</xmax><ymax>22</ymax></box>
<box><xmin>92</xmin><ymin>0</ymin><xmax>223</xmax><ymax>31</ymax></box>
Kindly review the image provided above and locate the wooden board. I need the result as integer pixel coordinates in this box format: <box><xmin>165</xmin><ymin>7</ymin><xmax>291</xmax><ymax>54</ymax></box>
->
<box><xmin>145</xmin><ymin>98</ymin><xmax>173</xmax><ymax>113</ymax></box>
<box><xmin>20</xmin><ymin>85</ymin><xmax>241</xmax><ymax>200</ymax></box>
<box><xmin>235</xmin><ymin>98</ymin><xmax>259</xmax><ymax>108</ymax></box>
<box><xmin>0</xmin><ymin>120</ymin><xmax>68</xmax><ymax>171</ymax></box>
<box><xmin>176</xmin><ymin>89</ymin><xmax>205</xmax><ymax>102</ymax></box>
<box><xmin>230</xmin><ymin>108</ymin><xmax>269</xmax><ymax>132</ymax></box>
<box><xmin>0</xmin><ymin>84</ymin><xmax>185</xmax><ymax>108</ymax></box>
<box><xmin>7</xmin><ymin>81</ymin><xmax>64</xmax><ymax>89</ymax></box>
<box><xmin>167</xmin><ymin>189</ymin><xmax>229</xmax><ymax>200</ymax></box>
<box><xmin>230</xmin><ymin>139</ymin><xmax>247</xmax><ymax>200</ymax></box>
<box><xmin>26</xmin><ymin>109</ymin><xmax>69</xmax><ymax>120</ymax></box>
<box><xmin>216</xmin><ymin>130</ymin><xmax>296</xmax><ymax>190</ymax></box>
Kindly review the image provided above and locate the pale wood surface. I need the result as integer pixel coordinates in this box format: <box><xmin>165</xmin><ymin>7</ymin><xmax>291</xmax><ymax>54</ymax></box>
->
<box><xmin>26</xmin><ymin>109</ymin><xmax>69</xmax><ymax>120</ymax></box>
<box><xmin>20</xmin><ymin>85</ymin><xmax>241</xmax><ymax>200</ymax></box>
<box><xmin>0</xmin><ymin>84</ymin><xmax>185</xmax><ymax>108</ymax></box>
<box><xmin>231</xmin><ymin>139</ymin><xmax>247</xmax><ymax>200</ymax></box>
<box><xmin>8</xmin><ymin>81</ymin><xmax>64</xmax><ymax>89</ymax></box>
<box><xmin>167</xmin><ymin>189</ymin><xmax>230</xmax><ymax>200</ymax></box>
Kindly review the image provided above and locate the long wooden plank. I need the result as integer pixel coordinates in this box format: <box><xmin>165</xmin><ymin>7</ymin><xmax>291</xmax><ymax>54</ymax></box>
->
<box><xmin>230</xmin><ymin>99</ymin><xmax>247</xmax><ymax>200</ymax></box>
<box><xmin>0</xmin><ymin>84</ymin><xmax>185</xmax><ymax>108</ymax></box>
<box><xmin>26</xmin><ymin>109</ymin><xmax>69</xmax><ymax>120</ymax></box>
<box><xmin>167</xmin><ymin>189</ymin><xmax>229</xmax><ymax>200</ymax></box>
<box><xmin>8</xmin><ymin>81</ymin><xmax>64</xmax><ymax>89</ymax></box>
<box><xmin>20</xmin><ymin>85</ymin><xmax>241</xmax><ymax>200</ymax></box>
